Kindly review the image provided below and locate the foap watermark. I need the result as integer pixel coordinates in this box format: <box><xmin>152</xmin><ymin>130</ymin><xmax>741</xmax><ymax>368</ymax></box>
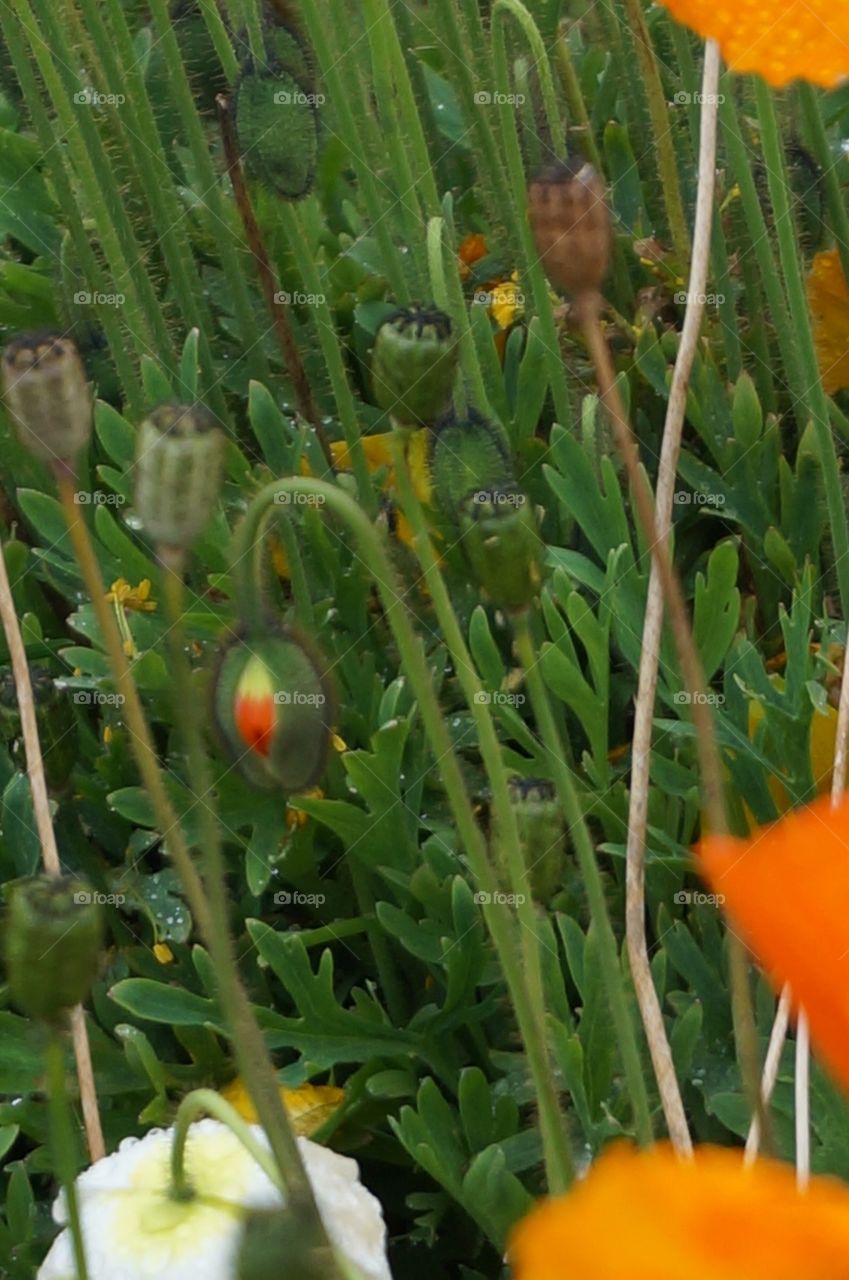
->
<box><xmin>272</xmin><ymin>690</ymin><xmax>326</xmax><ymax>706</ymax></box>
<box><xmin>74</xmin><ymin>88</ymin><xmax>126</xmax><ymax>108</ymax></box>
<box><xmin>673</xmin><ymin>490</ymin><xmax>726</xmax><ymax>507</ymax></box>
<box><xmin>473</xmin><ymin>288</ymin><xmax>526</xmax><ymax>309</ymax></box>
<box><xmin>674</xmin><ymin>890</ymin><xmax>726</xmax><ymax>907</ymax></box>
<box><xmin>673</xmin><ymin>290</ymin><xmax>725</xmax><ymax>307</ymax></box>
<box><xmin>273</xmin><ymin>90</ymin><xmax>326</xmax><ymax>106</ymax></box>
<box><xmin>474</xmin><ymin>890</ymin><xmax>527</xmax><ymax>906</ymax></box>
<box><xmin>673</xmin><ymin>690</ymin><xmax>725</xmax><ymax>707</ymax></box>
<box><xmin>74</xmin><ymin>890</ymin><xmax>126</xmax><ymax>906</ymax></box>
<box><xmin>72</xmin><ymin>690</ymin><xmax>125</xmax><ymax>707</ymax></box>
<box><xmin>672</xmin><ymin>91</ymin><xmax>725</xmax><ymax>106</ymax></box>
<box><xmin>273</xmin><ymin>290</ymin><xmax>326</xmax><ymax>306</ymax></box>
<box><xmin>474</xmin><ymin>90</ymin><xmax>526</xmax><ymax>106</ymax></box>
<box><xmin>273</xmin><ymin>890</ymin><xmax>326</xmax><ymax>906</ymax></box>
<box><xmin>74</xmin><ymin>491</ymin><xmax>125</xmax><ymax>506</ymax></box>
<box><xmin>74</xmin><ymin>290</ymin><xmax>125</xmax><ymax>308</ymax></box>
<box><xmin>474</xmin><ymin>690</ymin><xmax>526</xmax><ymax>706</ymax></box>
<box><xmin>471</xmin><ymin>489</ymin><xmax>526</xmax><ymax>508</ymax></box>
<box><xmin>273</xmin><ymin>491</ymin><xmax>326</xmax><ymax>506</ymax></box>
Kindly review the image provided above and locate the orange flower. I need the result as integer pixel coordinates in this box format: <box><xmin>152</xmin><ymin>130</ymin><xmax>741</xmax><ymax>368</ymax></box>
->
<box><xmin>808</xmin><ymin>249</ymin><xmax>849</xmax><ymax>394</ymax></box>
<box><xmin>698</xmin><ymin>793</ymin><xmax>849</xmax><ymax>1092</ymax></box>
<box><xmin>660</xmin><ymin>1</ymin><xmax>849</xmax><ymax>88</ymax></box>
<box><xmin>509</xmin><ymin>1142</ymin><xmax>849</xmax><ymax>1280</ymax></box>
<box><xmin>458</xmin><ymin>232</ymin><xmax>488</xmax><ymax>278</ymax></box>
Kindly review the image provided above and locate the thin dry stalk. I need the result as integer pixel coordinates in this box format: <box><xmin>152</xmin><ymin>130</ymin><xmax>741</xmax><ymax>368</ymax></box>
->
<box><xmin>0</xmin><ymin>537</ymin><xmax>105</xmax><ymax>1160</ymax></box>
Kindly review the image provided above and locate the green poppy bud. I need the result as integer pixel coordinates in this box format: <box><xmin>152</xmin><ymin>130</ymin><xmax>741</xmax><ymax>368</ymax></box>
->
<box><xmin>237</xmin><ymin>1207</ymin><xmax>338</xmax><ymax>1280</ymax></box>
<box><xmin>4</xmin><ymin>875</ymin><xmax>103</xmax><ymax>1022</ymax></box>
<box><xmin>506</xmin><ymin>776</ymin><xmax>565</xmax><ymax>901</ymax></box>
<box><xmin>458</xmin><ymin>487</ymin><xmax>542</xmax><ymax>611</ymax></box>
<box><xmin>232</xmin><ymin>58</ymin><xmax>319</xmax><ymax>200</ymax></box>
<box><xmin>213</xmin><ymin>627</ymin><xmax>335</xmax><ymax>792</ymax></box>
<box><xmin>134</xmin><ymin>403</ymin><xmax>225</xmax><ymax>553</ymax></box>
<box><xmin>1</xmin><ymin>330</ymin><xmax>92</xmax><ymax>464</ymax></box>
<box><xmin>430</xmin><ymin>409</ymin><xmax>514</xmax><ymax>518</ymax></box>
<box><xmin>371</xmin><ymin>304</ymin><xmax>458</xmax><ymax>426</ymax></box>
<box><xmin>528</xmin><ymin>159</ymin><xmax>611</xmax><ymax>296</ymax></box>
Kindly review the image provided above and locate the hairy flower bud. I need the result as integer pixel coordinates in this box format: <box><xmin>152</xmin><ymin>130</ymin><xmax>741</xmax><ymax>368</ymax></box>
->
<box><xmin>458</xmin><ymin>488</ymin><xmax>542</xmax><ymax>611</ymax></box>
<box><xmin>1</xmin><ymin>330</ymin><xmax>92</xmax><ymax>463</ymax></box>
<box><xmin>431</xmin><ymin>409</ymin><xmax>514</xmax><ymax>518</ymax></box>
<box><xmin>4</xmin><ymin>875</ymin><xmax>103</xmax><ymax>1022</ymax></box>
<box><xmin>232</xmin><ymin>58</ymin><xmax>319</xmax><ymax>200</ymax></box>
<box><xmin>134</xmin><ymin>403</ymin><xmax>224</xmax><ymax>553</ymax></box>
<box><xmin>213</xmin><ymin>627</ymin><xmax>336</xmax><ymax>792</ymax></box>
<box><xmin>506</xmin><ymin>776</ymin><xmax>565</xmax><ymax>901</ymax></box>
<box><xmin>371</xmin><ymin>304</ymin><xmax>458</xmax><ymax>426</ymax></box>
<box><xmin>528</xmin><ymin>160</ymin><xmax>611</xmax><ymax>295</ymax></box>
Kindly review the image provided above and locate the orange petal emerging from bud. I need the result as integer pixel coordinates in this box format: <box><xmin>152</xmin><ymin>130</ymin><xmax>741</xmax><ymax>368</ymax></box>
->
<box><xmin>234</xmin><ymin>655</ymin><xmax>277</xmax><ymax>757</ymax></box>
<box><xmin>698</xmin><ymin>793</ymin><xmax>849</xmax><ymax>1092</ymax></box>
<box><xmin>510</xmin><ymin>1142</ymin><xmax>849</xmax><ymax>1280</ymax></box>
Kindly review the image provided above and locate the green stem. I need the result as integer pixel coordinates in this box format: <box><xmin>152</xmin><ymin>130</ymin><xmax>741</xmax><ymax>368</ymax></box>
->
<box><xmin>618</xmin><ymin>0</ymin><xmax>690</xmax><ymax>261</ymax></box>
<box><xmin>47</xmin><ymin>1033</ymin><xmax>89</xmax><ymax>1280</ymax></box>
<box><xmin>147</xmin><ymin>0</ymin><xmax>272</xmax><ymax>384</ymax></box>
<box><xmin>159</xmin><ymin>563</ymin><xmax>345</xmax><ymax>1270</ymax></box>
<box><xmin>0</xmin><ymin>4</ymin><xmax>143</xmax><ymax>414</ymax></box>
<box><xmin>388</xmin><ymin>429</ymin><xmax>573</xmax><ymax>1190</ymax></box>
<box><xmin>512</xmin><ymin>610</ymin><xmax>653</xmax><ymax>1146</ymax></box>
<box><xmin>491</xmin><ymin>11</ymin><xmax>573</xmax><ymax>430</ymax></box>
<box><xmin>754</xmin><ymin>80</ymin><xmax>849</xmax><ymax>617</ymax></box>
<box><xmin>170</xmin><ymin>1088</ymin><xmax>283</xmax><ymax>1198</ymax></box>
<box><xmin>798</xmin><ymin>84</ymin><xmax>849</xmax><ymax>291</ymax></box>
<box><xmin>491</xmin><ymin>0</ymin><xmax>563</xmax><ymax>154</ymax></box>
<box><xmin>234</xmin><ymin>476</ymin><xmax>575</xmax><ymax>1190</ymax></box>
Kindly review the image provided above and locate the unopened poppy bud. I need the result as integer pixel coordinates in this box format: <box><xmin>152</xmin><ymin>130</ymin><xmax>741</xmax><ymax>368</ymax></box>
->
<box><xmin>505</xmin><ymin>776</ymin><xmax>565</xmax><ymax>901</ymax></box>
<box><xmin>232</xmin><ymin>58</ymin><xmax>319</xmax><ymax>199</ymax></box>
<box><xmin>431</xmin><ymin>409</ymin><xmax>515</xmax><ymax>518</ymax></box>
<box><xmin>238</xmin><ymin>1207</ymin><xmax>338</xmax><ymax>1280</ymax></box>
<box><xmin>213</xmin><ymin>627</ymin><xmax>336</xmax><ymax>792</ymax></box>
<box><xmin>1</xmin><ymin>330</ymin><xmax>92</xmax><ymax>464</ymax></box>
<box><xmin>528</xmin><ymin>159</ymin><xmax>611</xmax><ymax>295</ymax></box>
<box><xmin>134</xmin><ymin>403</ymin><xmax>224</xmax><ymax>553</ymax></box>
<box><xmin>459</xmin><ymin>488</ymin><xmax>542</xmax><ymax>611</ymax></box>
<box><xmin>4</xmin><ymin>875</ymin><xmax>103</xmax><ymax>1022</ymax></box>
<box><xmin>371</xmin><ymin>304</ymin><xmax>458</xmax><ymax>426</ymax></box>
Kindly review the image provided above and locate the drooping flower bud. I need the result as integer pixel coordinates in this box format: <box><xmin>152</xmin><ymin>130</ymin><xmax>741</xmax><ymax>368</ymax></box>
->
<box><xmin>505</xmin><ymin>776</ymin><xmax>565</xmax><ymax>901</ymax></box>
<box><xmin>213</xmin><ymin>627</ymin><xmax>335</xmax><ymax>792</ymax></box>
<box><xmin>232</xmin><ymin>58</ymin><xmax>319</xmax><ymax>200</ymax></box>
<box><xmin>4</xmin><ymin>875</ymin><xmax>103</xmax><ymax>1022</ymax></box>
<box><xmin>528</xmin><ymin>159</ymin><xmax>611</xmax><ymax>295</ymax></box>
<box><xmin>458</xmin><ymin>487</ymin><xmax>542</xmax><ymax>611</ymax></box>
<box><xmin>134</xmin><ymin>403</ymin><xmax>224</xmax><ymax>554</ymax></box>
<box><xmin>1</xmin><ymin>330</ymin><xmax>92</xmax><ymax>464</ymax></box>
<box><xmin>371</xmin><ymin>305</ymin><xmax>459</xmax><ymax>426</ymax></box>
<box><xmin>430</xmin><ymin>408</ymin><xmax>514</xmax><ymax>518</ymax></box>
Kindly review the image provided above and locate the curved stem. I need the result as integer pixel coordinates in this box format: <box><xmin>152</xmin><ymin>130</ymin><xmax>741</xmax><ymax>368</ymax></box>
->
<box><xmin>491</xmin><ymin>0</ymin><xmax>563</xmax><ymax>154</ymax></box>
<box><xmin>388</xmin><ymin>428</ymin><xmax>573</xmax><ymax>1189</ymax></box>
<box><xmin>170</xmin><ymin>1088</ymin><xmax>283</xmax><ymax>1198</ymax></box>
<box><xmin>47</xmin><ymin>1032</ymin><xmax>89</xmax><ymax>1280</ymax></box>
<box><xmin>234</xmin><ymin>475</ymin><xmax>575</xmax><ymax>1190</ymax></box>
<box><xmin>624</xmin><ymin>40</ymin><xmax>722</xmax><ymax>1155</ymax></box>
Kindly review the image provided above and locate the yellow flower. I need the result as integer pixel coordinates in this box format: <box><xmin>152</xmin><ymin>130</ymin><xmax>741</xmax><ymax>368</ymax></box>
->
<box><xmin>509</xmin><ymin>1142</ymin><xmax>849</xmax><ymax>1280</ymax></box>
<box><xmin>219</xmin><ymin>1078</ymin><xmax>345</xmax><ymax>1137</ymax></box>
<box><xmin>153</xmin><ymin>942</ymin><xmax>174</xmax><ymax>965</ymax></box>
<box><xmin>808</xmin><ymin>249</ymin><xmax>849</xmax><ymax>395</ymax></box>
<box><xmin>488</xmin><ymin>271</ymin><xmax>525</xmax><ymax>331</ymax></box>
<box><xmin>286</xmin><ymin>786</ymin><xmax>325</xmax><ymax>829</ymax></box>
<box><xmin>105</xmin><ymin>578</ymin><xmax>157</xmax><ymax>612</ymax></box>
<box><xmin>660</xmin><ymin>0</ymin><xmax>849</xmax><ymax>88</ymax></box>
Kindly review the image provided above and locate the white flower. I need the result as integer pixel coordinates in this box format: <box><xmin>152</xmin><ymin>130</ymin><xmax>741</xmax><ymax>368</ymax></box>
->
<box><xmin>38</xmin><ymin>1118</ymin><xmax>392</xmax><ymax>1280</ymax></box>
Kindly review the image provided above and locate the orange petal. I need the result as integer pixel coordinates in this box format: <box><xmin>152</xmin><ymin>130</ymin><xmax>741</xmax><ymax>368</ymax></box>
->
<box><xmin>660</xmin><ymin>1</ymin><xmax>849</xmax><ymax>87</ymax></box>
<box><xmin>234</xmin><ymin>656</ymin><xmax>277</xmax><ymax>757</ymax></box>
<box><xmin>808</xmin><ymin>249</ymin><xmax>849</xmax><ymax>395</ymax></box>
<box><xmin>509</xmin><ymin>1142</ymin><xmax>849</xmax><ymax>1280</ymax></box>
<box><xmin>698</xmin><ymin>793</ymin><xmax>849</xmax><ymax>1091</ymax></box>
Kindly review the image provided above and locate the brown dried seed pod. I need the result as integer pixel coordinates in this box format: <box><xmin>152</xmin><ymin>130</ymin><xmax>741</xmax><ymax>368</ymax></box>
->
<box><xmin>528</xmin><ymin>159</ymin><xmax>611</xmax><ymax>296</ymax></box>
<box><xmin>1</xmin><ymin>330</ymin><xmax>92</xmax><ymax>463</ymax></box>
